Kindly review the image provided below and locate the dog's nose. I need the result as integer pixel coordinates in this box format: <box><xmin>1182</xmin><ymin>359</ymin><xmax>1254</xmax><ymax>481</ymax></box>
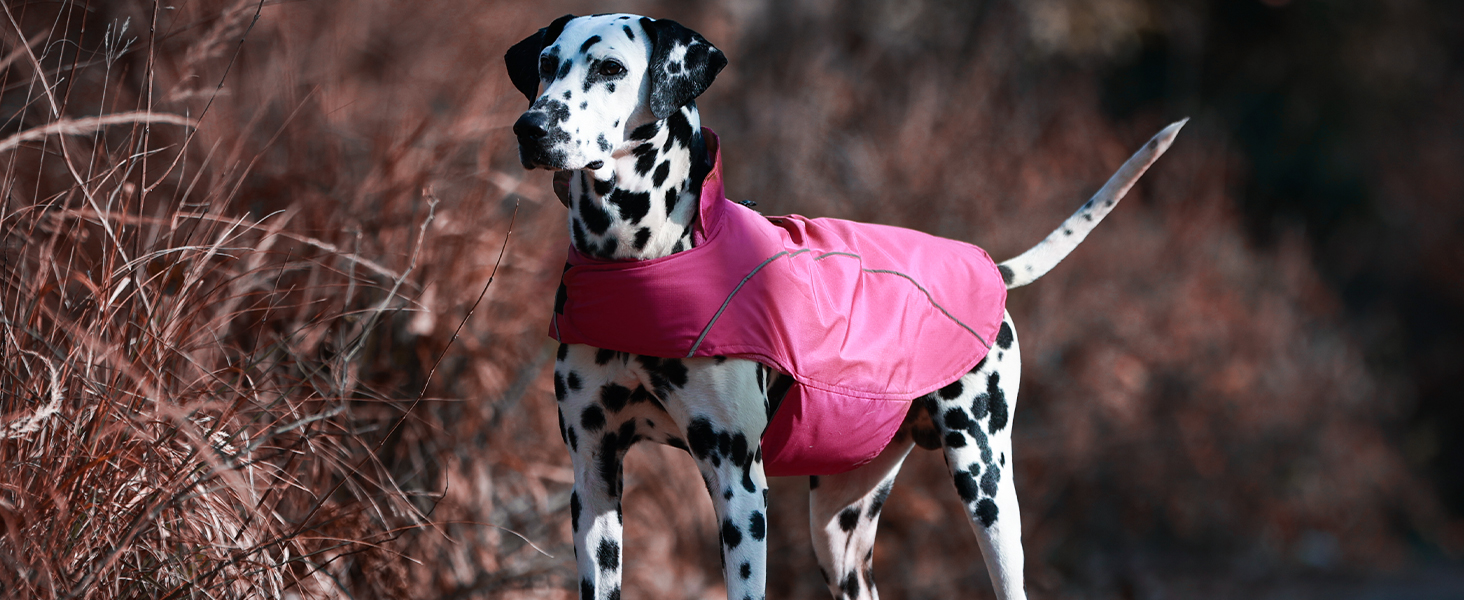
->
<box><xmin>514</xmin><ymin>112</ymin><xmax>550</xmax><ymax>140</ymax></box>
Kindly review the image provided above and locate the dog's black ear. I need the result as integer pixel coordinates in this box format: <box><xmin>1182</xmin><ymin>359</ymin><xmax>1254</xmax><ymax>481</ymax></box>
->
<box><xmin>505</xmin><ymin>14</ymin><xmax>575</xmax><ymax>102</ymax></box>
<box><xmin>640</xmin><ymin>17</ymin><xmax>727</xmax><ymax>119</ymax></box>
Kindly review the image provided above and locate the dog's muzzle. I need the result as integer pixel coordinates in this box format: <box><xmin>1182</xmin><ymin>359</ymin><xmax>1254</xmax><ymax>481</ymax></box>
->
<box><xmin>513</xmin><ymin>111</ymin><xmax>560</xmax><ymax>170</ymax></box>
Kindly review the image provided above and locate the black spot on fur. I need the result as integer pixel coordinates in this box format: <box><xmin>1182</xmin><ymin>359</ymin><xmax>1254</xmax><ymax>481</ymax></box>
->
<box><xmin>557</xmin><ymin>343</ymin><xmax>569</xmax><ymax>361</ymax></box>
<box><xmin>623</xmin><ymin>25</ymin><xmax>635</xmax><ymax>40</ymax></box>
<box><xmin>633</xmin><ymin>227</ymin><xmax>651</xmax><ymax>251</ymax></box>
<box><xmin>607</xmin><ymin>587</ymin><xmax>620</xmax><ymax>600</ymax></box>
<box><xmin>581</xmin><ymin>405</ymin><xmax>606</xmax><ymax>432</ymax></box>
<box><xmin>608</xmin><ymin>189</ymin><xmax>651</xmax><ymax>223</ymax></box>
<box><xmin>568</xmin><ymin>426</ymin><xmax>578</xmax><ymax>452</ymax></box>
<box><xmin>567</xmin><ymin>372</ymin><xmax>582</xmax><ymax>391</ymax></box>
<box><xmin>841</xmin><ymin>571</ymin><xmax>861</xmax><ymax>599</ymax></box>
<box><xmin>578</xmin><ymin>194</ymin><xmax>612</xmax><ymax>235</ymax></box>
<box><xmin>554</xmin><ymin>373</ymin><xmax>567</xmax><ymax>401</ymax></box>
<box><xmin>954</xmin><ymin>470</ymin><xmax>979</xmax><ymax>503</ymax></box>
<box><xmin>579</xmin><ymin>35</ymin><xmax>601</xmax><ymax>54</ymax></box>
<box><xmin>838</xmin><ymin>507</ymin><xmax>860</xmax><ymax>532</ymax></box>
<box><xmin>599</xmin><ymin>433</ymin><xmax>622</xmax><ymax>493</ymax></box>
<box><xmin>629</xmin><ymin>385</ymin><xmax>664</xmax><ymax>412</ymax></box>
<box><xmin>666</xmin><ymin>109</ymin><xmax>693</xmax><ymax>148</ymax></box>
<box><xmin>637</xmin><ymin>356</ymin><xmax>689</xmax><ymax>394</ymax></box>
<box><xmin>633</xmin><ymin>143</ymin><xmax>657</xmax><ymax>175</ymax></box>
<box><xmin>943</xmin><ymin>407</ymin><xmax>972</xmax><ymax>432</ymax></box>
<box><xmin>606</xmin><ymin>83</ymin><xmax>615</xmax><ymax>93</ymax></box>
<box><xmin>651</xmin><ymin>161</ymin><xmax>671</xmax><ymax>187</ymax></box>
<box><xmin>867</xmin><ymin>482</ymin><xmax>892</xmax><ymax>518</ymax></box>
<box><xmin>749</xmin><ymin>511</ymin><xmax>766</xmax><ymax>540</ymax></box>
<box><xmin>597</xmin><ymin>134</ymin><xmax>611</xmax><ymax>153</ymax></box>
<box><xmin>996</xmin><ymin>321</ymin><xmax>1014</xmax><ymax>350</ymax></box>
<box><xmin>971</xmin><ymin>391</ymin><xmax>990</xmax><ymax>421</ymax></box>
<box><xmin>987</xmin><ymin>373</ymin><xmax>1009</xmax><ymax>433</ymax></box>
<box><xmin>580</xmin><ymin>101</ymin><xmax>588</xmax><ymax>110</ymax></box>
<box><xmin>600</xmin><ymin>383</ymin><xmax>631</xmax><ymax>412</ymax></box>
<box><xmin>595</xmin><ymin>348</ymin><xmax>618</xmax><ymax>365</ymax></box>
<box><xmin>998</xmin><ymin>264</ymin><xmax>1014</xmax><ymax>285</ymax></box>
<box><xmin>981</xmin><ymin>464</ymin><xmax>1001</xmax><ymax>497</ymax></box>
<box><xmin>939</xmin><ymin>378</ymin><xmax>964</xmax><ymax>400</ymax></box>
<box><xmin>945</xmin><ymin>431</ymin><xmax>967</xmax><ymax>448</ymax></box>
<box><xmin>740</xmin><ymin>561</ymin><xmax>752</xmax><ymax>579</ymax></box>
<box><xmin>731</xmin><ymin>434</ymin><xmax>749</xmax><ymax>467</ymax></box>
<box><xmin>687</xmin><ymin>418</ymin><xmax>716</xmax><ymax>460</ymax></box>
<box><xmin>722</xmin><ymin>518</ymin><xmax>743</xmax><ymax>548</ymax></box>
<box><xmin>558</xmin><ymin>409</ymin><xmax>568</xmax><ymax>443</ymax></box>
<box><xmin>618</xmin><ymin>420</ymin><xmax>638</xmax><ymax>448</ymax></box>
<box><xmin>570</xmin><ymin>491</ymin><xmax>581</xmax><ymax>532</ymax></box>
<box><xmin>666</xmin><ymin>436</ymin><xmax>688</xmax><ymax>451</ymax></box>
<box><xmin>741</xmin><ymin>468</ymin><xmax>756</xmax><ymax>493</ymax></box>
<box><xmin>671</xmin><ymin>240</ymin><xmax>685</xmax><ymax>253</ymax></box>
<box><xmin>974</xmin><ymin>428</ymin><xmax>993</xmax><ymax>464</ymax></box>
<box><xmin>974</xmin><ymin>498</ymin><xmax>999</xmax><ymax>527</ymax></box>
<box><xmin>630</xmin><ymin>121</ymin><xmax>658</xmax><ymax>140</ymax></box>
<box><xmin>593</xmin><ymin>176</ymin><xmax>614</xmax><ymax>196</ymax></box>
<box><xmin>581</xmin><ymin>578</ymin><xmax>594</xmax><ymax>600</ymax></box>
<box><xmin>597</xmin><ymin>538</ymin><xmax>619</xmax><ymax>571</ymax></box>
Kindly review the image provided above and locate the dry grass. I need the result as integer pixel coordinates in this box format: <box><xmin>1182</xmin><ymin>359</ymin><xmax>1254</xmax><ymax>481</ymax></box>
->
<box><xmin>0</xmin><ymin>1</ymin><xmax>487</xmax><ymax>597</ymax></box>
<box><xmin>0</xmin><ymin>1</ymin><xmax>1455</xmax><ymax>599</ymax></box>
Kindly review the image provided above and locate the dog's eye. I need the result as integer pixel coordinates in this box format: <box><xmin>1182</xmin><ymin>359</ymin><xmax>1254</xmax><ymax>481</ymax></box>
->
<box><xmin>599</xmin><ymin>61</ymin><xmax>624</xmax><ymax>77</ymax></box>
<box><xmin>539</xmin><ymin>56</ymin><xmax>557</xmax><ymax>78</ymax></box>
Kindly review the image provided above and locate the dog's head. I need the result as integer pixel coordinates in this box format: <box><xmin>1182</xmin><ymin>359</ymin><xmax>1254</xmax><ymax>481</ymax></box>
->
<box><xmin>505</xmin><ymin>14</ymin><xmax>726</xmax><ymax>171</ymax></box>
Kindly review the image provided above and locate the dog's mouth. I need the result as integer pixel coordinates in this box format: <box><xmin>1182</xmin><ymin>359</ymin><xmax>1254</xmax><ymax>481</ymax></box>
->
<box><xmin>516</xmin><ymin>142</ymin><xmax>567</xmax><ymax>171</ymax></box>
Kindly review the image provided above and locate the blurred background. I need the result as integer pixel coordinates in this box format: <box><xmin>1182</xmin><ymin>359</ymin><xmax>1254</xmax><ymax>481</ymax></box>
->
<box><xmin>3</xmin><ymin>0</ymin><xmax>1462</xmax><ymax>598</ymax></box>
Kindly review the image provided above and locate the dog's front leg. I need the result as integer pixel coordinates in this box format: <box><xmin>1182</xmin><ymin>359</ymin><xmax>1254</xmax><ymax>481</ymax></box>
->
<box><xmin>556</xmin><ymin>344</ymin><xmax>636</xmax><ymax>600</ymax></box>
<box><xmin>568</xmin><ymin>442</ymin><xmax>626</xmax><ymax>600</ymax></box>
<box><xmin>690</xmin><ymin>428</ymin><xmax>768</xmax><ymax>599</ymax></box>
<box><xmin>671</xmin><ymin>358</ymin><xmax>771</xmax><ymax>600</ymax></box>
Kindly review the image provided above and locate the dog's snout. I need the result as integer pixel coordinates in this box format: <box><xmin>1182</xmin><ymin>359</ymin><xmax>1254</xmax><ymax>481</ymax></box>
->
<box><xmin>513</xmin><ymin>112</ymin><xmax>550</xmax><ymax>140</ymax></box>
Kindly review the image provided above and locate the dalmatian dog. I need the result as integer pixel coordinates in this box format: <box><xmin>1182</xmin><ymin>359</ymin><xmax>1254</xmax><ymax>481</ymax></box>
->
<box><xmin>505</xmin><ymin>13</ymin><xmax>1183</xmax><ymax>600</ymax></box>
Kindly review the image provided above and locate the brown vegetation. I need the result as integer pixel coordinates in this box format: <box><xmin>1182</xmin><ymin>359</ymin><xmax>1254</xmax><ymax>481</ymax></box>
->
<box><xmin>1</xmin><ymin>1</ymin><xmax>1457</xmax><ymax>598</ymax></box>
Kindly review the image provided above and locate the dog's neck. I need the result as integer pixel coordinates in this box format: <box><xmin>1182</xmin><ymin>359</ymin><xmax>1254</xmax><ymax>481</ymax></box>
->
<box><xmin>564</xmin><ymin>104</ymin><xmax>709</xmax><ymax>261</ymax></box>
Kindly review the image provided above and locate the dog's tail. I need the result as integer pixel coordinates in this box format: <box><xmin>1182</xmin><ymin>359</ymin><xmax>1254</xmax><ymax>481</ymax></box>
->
<box><xmin>998</xmin><ymin>119</ymin><xmax>1187</xmax><ymax>289</ymax></box>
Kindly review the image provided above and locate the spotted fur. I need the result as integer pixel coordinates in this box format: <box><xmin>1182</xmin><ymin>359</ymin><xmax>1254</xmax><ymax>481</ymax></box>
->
<box><xmin>507</xmin><ymin>12</ymin><xmax>1182</xmax><ymax>600</ymax></box>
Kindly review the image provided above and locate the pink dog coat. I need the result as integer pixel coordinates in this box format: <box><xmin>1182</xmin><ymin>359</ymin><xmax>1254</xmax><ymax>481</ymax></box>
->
<box><xmin>550</xmin><ymin>130</ymin><xmax>1007</xmax><ymax>476</ymax></box>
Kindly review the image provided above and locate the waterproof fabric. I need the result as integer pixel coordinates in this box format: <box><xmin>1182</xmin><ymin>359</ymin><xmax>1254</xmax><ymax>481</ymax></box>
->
<box><xmin>550</xmin><ymin>130</ymin><xmax>1007</xmax><ymax>476</ymax></box>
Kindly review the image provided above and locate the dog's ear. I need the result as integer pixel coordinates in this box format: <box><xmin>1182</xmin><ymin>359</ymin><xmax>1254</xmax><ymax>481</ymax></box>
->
<box><xmin>640</xmin><ymin>17</ymin><xmax>727</xmax><ymax>120</ymax></box>
<box><xmin>505</xmin><ymin>14</ymin><xmax>576</xmax><ymax>102</ymax></box>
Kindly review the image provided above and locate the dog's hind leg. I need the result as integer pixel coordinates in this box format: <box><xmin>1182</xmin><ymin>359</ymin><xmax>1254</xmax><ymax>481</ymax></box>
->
<box><xmin>929</xmin><ymin>311</ymin><xmax>1026</xmax><ymax>600</ymax></box>
<box><xmin>809</xmin><ymin>436</ymin><xmax>916</xmax><ymax>600</ymax></box>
